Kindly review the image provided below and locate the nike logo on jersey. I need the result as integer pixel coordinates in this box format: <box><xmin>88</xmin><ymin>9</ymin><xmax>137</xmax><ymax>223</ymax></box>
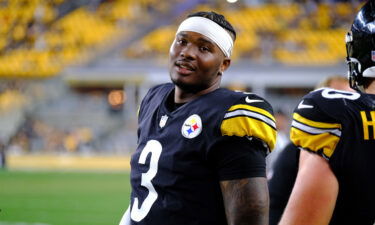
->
<box><xmin>245</xmin><ymin>96</ymin><xmax>264</xmax><ymax>104</ymax></box>
<box><xmin>298</xmin><ymin>100</ymin><xmax>314</xmax><ymax>109</ymax></box>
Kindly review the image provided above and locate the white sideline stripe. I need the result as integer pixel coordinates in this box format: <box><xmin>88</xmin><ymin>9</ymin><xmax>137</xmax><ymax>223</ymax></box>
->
<box><xmin>0</xmin><ymin>222</ymin><xmax>51</xmax><ymax>225</ymax></box>
<box><xmin>7</xmin><ymin>155</ymin><xmax>131</xmax><ymax>171</ymax></box>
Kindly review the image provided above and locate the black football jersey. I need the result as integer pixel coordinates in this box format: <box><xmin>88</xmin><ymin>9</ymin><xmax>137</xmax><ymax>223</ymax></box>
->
<box><xmin>128</xmin><ymin>83</ymin><xmax>276</xmax><ymax>225</ymax></box>
<box><xmin>290</xmin><ymin>88</ymin><xmax>375</xmax><ymax>225</ymax></box>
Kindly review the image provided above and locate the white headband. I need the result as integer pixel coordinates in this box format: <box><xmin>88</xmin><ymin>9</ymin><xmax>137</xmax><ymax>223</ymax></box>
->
<box><xmin>176</xmin><ymin>16</ymin><xmax>234</xmax><ymax>57</ymax></box>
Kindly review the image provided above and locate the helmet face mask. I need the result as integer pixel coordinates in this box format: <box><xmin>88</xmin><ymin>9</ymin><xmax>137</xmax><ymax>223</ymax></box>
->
<box><xmin>345</xmin><ymin>1</ymin><xmax>375</xmax><ymax>91</ymax></box>
<box><xmin>346</xmin><ymin>55</ymin><xmax>362</xmax><ymax>90</ymax></box>
<box><xmin>346</xmin><ymin>31</ymin><xmax>363</xmax><ymax>90</ymax></box>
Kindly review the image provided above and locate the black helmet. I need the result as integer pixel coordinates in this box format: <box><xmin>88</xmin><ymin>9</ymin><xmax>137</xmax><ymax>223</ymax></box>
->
<box><xmin>346</xmin><ymin>0</ymin><xmax>375</xmax><ymax>91</ymax></box>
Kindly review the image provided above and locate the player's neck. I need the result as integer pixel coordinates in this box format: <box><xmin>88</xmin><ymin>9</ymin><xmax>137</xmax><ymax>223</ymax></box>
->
<box><xmin>174</xmin><ymin>82</ymin><xmax>220</xmax><ymax>103</ymax></box>
<box><xmin>364</xmin><ymin>80</ymin><xmax>375</xmax><ymax>94</ymax></box>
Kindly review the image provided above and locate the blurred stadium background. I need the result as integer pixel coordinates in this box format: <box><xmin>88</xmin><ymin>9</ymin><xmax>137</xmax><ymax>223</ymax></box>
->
<box><xmin>0</xmin><ymin>0</ymin><xmax>365</xmax><ymax>224</ymax></box>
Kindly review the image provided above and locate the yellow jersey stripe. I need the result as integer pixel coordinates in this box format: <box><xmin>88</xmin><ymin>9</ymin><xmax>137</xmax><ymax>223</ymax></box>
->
<box><xmin>293</xmin><ymin>113</ymin><xmax>341</xmax><ymax>129</ymax></box>
<box><xmin>228</xmin><ymin>104</ymin><xmax>275</xmax><ymax>122</ymax></box>
<box><xmin>290</xmin><ymin>127</ymin><xmax>340</xmax><ymax>158</ymax></box>
<box><xmin>221</xmin><ymin>116</ymin><xmax>277</xmax><ymax>150</ymax></box>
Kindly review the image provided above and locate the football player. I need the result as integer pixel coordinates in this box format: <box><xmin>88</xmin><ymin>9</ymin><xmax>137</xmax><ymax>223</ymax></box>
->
<box><xmin>119</xmin><ymin>11</ymin><xmax>277</xmax><ymax>225</ymax></box>
<box><xmin>279</xmin><ymin>1</ymin><xmax>375</xmax><ymax>225</ymax></box>
<box><xmin>268</xmin><ymin>75</ymin><xmax>354</xmax><ymax>225</ymax></box>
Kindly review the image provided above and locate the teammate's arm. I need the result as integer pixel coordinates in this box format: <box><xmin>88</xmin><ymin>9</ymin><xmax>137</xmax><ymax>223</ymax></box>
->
<box><xmin>220</xmin><ymin>177</ymin><xmax>269</xmax><ymax>225</ymax></box>
<box><xmin>279</xmin><ymin>150</ymin><xmax>339</xmax><ymax>225</ymax></box>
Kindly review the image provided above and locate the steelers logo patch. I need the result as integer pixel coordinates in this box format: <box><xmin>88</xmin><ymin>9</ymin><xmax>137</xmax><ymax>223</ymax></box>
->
<box><xmin>181</xmin><ymin>114</ymin><xmax>202</xmax><ymax>139</ymax></box>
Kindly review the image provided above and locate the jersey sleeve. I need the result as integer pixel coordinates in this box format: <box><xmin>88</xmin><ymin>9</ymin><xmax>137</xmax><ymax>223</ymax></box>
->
<box><xmin>290</xmin><ymin>90</ymin><xmax>343</xmax><ymax>159</ymax></box>
<box><xmin>220</xmin><ymin>94</ymin><xmax>277</xmax><ymax>151</ymax></box>
<box><xmin>209</xmin><ymin>136</ymin><xmax>267</xmax><ymax>180</ymax></box>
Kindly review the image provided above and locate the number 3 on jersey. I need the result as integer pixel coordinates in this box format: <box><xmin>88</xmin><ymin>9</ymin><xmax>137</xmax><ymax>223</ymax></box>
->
<box><xmin>131</xmin><ymin>140</ymin><xmax>162</xmax><ymax>222</ymax></box>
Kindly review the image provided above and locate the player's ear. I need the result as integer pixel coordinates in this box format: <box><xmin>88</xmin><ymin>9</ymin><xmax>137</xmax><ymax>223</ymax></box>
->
<box><xmin>220</xmin><ymin>58</ymin><xmax>231</xmax><ymax>74</ymax></box>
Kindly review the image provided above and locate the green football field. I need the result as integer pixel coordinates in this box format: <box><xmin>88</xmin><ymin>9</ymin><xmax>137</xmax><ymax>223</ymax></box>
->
<box><xmin>0</xmin><ymin>170</ymin><xmax>131</xmax><ymax>225</ymax></box>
